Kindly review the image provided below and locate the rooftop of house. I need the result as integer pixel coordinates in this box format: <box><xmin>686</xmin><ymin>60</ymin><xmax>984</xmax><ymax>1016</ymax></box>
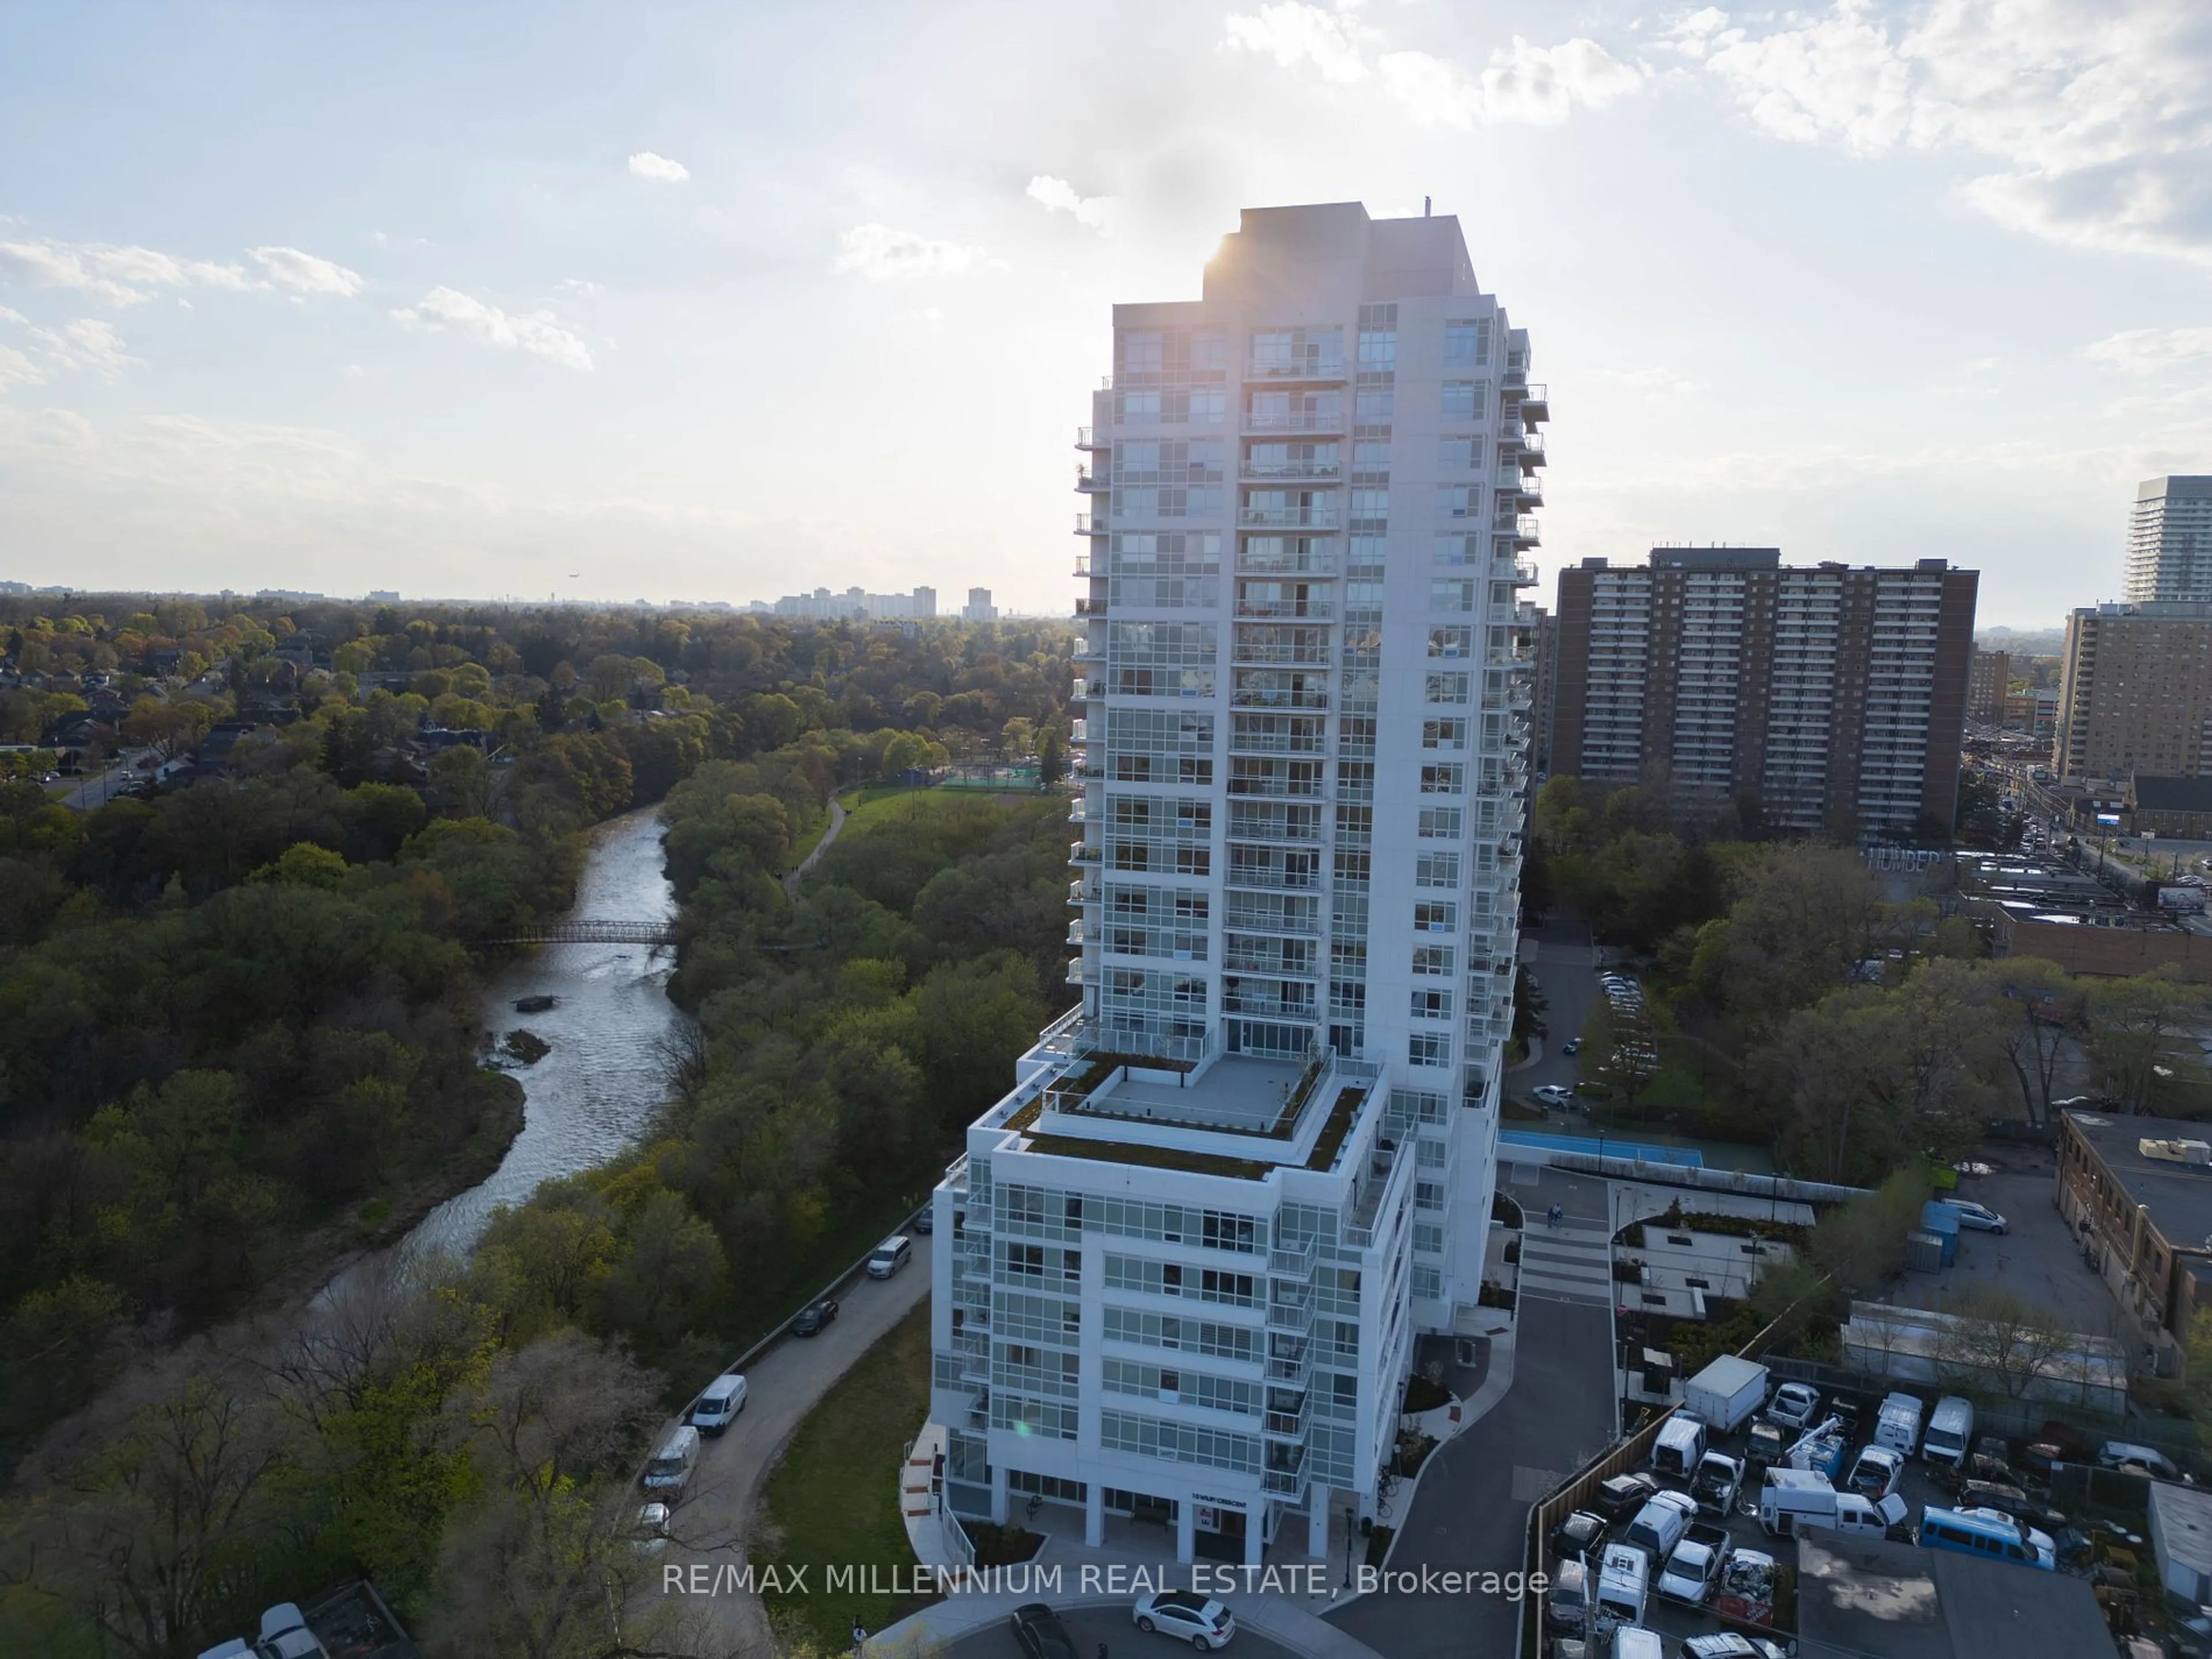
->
<box><xmin>2064</xmin><ymin>1108</ymin><xmax>2212</xmax><ymax>1252</ymax></box>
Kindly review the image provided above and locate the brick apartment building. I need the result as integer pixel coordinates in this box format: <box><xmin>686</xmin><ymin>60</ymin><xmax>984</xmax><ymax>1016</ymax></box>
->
<box><xmin>1546</xmin><ymin>548</ymin><xmax>1978</xmax><ymax>836</ymax></box>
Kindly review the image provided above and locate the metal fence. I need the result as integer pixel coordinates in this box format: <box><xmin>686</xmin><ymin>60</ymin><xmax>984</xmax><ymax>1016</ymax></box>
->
<box><xmin>1512</xmin><ymin>1146</ymin><xmax>1868</xmax><ymax>1207</ymax></box>
<box><xmin>1517</xmin><ymin>1288</ymin><xmax>1823</xmax><ymax>1659</ymax></box>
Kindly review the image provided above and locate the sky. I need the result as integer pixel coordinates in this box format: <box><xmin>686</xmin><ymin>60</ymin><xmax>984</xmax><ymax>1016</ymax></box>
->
<box><xmin>1</xmin><ymin>1</ymin><xmax>2210</xmax><ymax>626</ymax></box>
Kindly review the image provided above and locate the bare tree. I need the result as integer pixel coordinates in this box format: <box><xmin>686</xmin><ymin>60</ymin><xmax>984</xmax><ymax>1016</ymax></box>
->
<box><xmin>427</xmin><ymin>1331</ymin><xmax>666</xmax><ymax>1659</ymax></box>
<box><xmin>1936</xmin><ymin>1286</ymin><xmax>2075</xmax><ymax>1400</ymax></box>
<box><xmin>35</xmin><ymin>1346</ymin><xmax>291</xmax><ymax>1658</ymax></box>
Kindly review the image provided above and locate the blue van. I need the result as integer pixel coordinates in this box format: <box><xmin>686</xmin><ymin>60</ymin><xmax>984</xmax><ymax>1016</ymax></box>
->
<box><xmin>1918</xmin><ymin>1505</ymin><xmax>2054</xmax><ymax>1570</ymax></box>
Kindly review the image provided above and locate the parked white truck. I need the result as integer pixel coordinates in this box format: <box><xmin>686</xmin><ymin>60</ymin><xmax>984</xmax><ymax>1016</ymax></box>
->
<box><xmin>1756</xmin><ymin>1466</ymin><xmax>1906</xmax><ymax>1540</ymax></box>
<box><xmin>1683</xmin><ymin>1355</ymin><xmax>1769</xmax><ymax>1435</ymax></box>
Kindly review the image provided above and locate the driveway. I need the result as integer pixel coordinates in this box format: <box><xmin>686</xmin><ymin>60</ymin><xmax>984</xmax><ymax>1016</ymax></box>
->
<box><xmin>653</xmin><ymin>1234</ymin><xmax>934</xmax><ymax>1651</ymax></box>
<box><xmin>1329</xmin><ymin>1166</ymin><xmax>1616</xmax><ymax>1659</ymax></box>
<box><xmin>1516</xmin><ymin>923</ymin><xmax>1600</xmax><ymax>1103</ymax></box>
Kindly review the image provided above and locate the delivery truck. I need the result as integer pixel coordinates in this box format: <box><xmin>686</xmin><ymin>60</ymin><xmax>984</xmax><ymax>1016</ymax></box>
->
<box><xmin>1683</xmin><ymin>1355</ymin><xmax>1769</xmax><ymax>1434</ymax></box>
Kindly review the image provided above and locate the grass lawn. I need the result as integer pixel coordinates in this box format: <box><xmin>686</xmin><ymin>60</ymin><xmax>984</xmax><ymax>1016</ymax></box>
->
<box><xmin>757</xmin><ymin>1299</ymin><xmax>936</xmax><ymax>1649</ymax></box>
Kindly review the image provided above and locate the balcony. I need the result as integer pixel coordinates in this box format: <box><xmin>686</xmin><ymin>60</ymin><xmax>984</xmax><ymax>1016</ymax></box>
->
<box><xmin>1519</xmin><ymin>432</ymin><xmax>1546</xmax><ymax>467</ymax></box>
<box><xmin>1239</xmin><ymin>509</ymin><xmax>1338</xmax><ymax>531</ymax></box>
<box><xmin>1234</xmin><ymin>599</ymin><xmax>1335</xmax><ymax>621</ymax></box>
<box><xmin>1075</xmin><ymin>425</ymin><xmax>1104</xmax><ymax>449</ymax></box>
<box><xmin>1070</xmin><ymin>841</ymin><xmax>1101</xmax><ymax>863</ymax></box>
<box><xmin>1230</xmin><ymin>685</ymin><xmax>1331</xmax><ymax>711</ymax></box>
<box><xmin>1075</xmin><ymin>596</ymin><xmax>1107</xmax><ymax>618</ymax></box>
<box><xmin>1067</xmin><ymin>878</ymin><xmax>1097</xmax><ymax>906</ymax></box>
<box><xmin>1514</xmin><ymin>474</ymin><xmax>1544</xmax><ymax>507</ymax></box>
<box><xmin>1074</xmin><ymin>513</ymin><xmax>1104</xmax><ymax>535</ymax></box>
<box><xmin>1075</xmin><ymin>464</ymin><xmax>1108</xmax><ymax>493</ymax></box>
<box><xmin>1270</xmin><ymin>1237</ymin><xmax>1317</xmax><ymax>1277</ymax></box>
<box><xmin>1509</xmin><ymin>514</ymin><xmax>1541</xmax><ymax>548</ymax></box>
<box><xmin>1065</xmin><ymin>960</ymin><xmax>1084</xmax><ymax>986</ymax></box>
<box><xmin>1243</xmin><ymin>410</ymin><xmax>1344</xmax><ymax>435</ymax></box>
<box><xmin>1071</xmin><ymin>555</ymin><xmax>1091</xmax><ymax>578</ymax></box>
<box><xmin>1247</xmin><ymin>358</ymin><xmax>1344</xmax><ymax>382</ymax></box>
<box><xmin>1241</xmin><ymin>459</ymin><xmax>1341</xmax><ymax>482</ymax></box>
<box><xmin>1519</xmin><ymin>382</ymin><xmax>1548</xmax><ymax>423</ymax></box>
<box><xmin>1264</xmin><ymin>1393</ymin><xmax>1311</xmax><ymax>1441</ymax></box>
<box><xmin>1230</xmin><ymin>641</ymin><xmax>1330</xmax><ymax>668</ymax></box>
<box><xmin>1066</xmin><ymin>919</ymin><xmax>1085</xmax><ymax>946</ymax></box>
<box><xmin>1237</xmin><ymin>550</ymin><xmax>1339</xmax><ymax>577</ymax></box>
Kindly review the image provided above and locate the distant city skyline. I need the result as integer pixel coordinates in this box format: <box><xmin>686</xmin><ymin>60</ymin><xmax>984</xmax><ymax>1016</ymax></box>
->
<box><xmin>3</xmin><ymin>2</ymin><xmax>2211</xmax><ymax>623</ymax></box>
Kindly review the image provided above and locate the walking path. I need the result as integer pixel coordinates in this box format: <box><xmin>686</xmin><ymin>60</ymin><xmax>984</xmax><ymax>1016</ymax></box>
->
<box><xmin>1514</xmin><ymin>1214</ymin><xmax>1617</xmax><ymax>1308</ymax></box>
<box><xmin>783</xmin><ymin>794</ymin><xmax>849</xmax><ymax>900</ymax></box>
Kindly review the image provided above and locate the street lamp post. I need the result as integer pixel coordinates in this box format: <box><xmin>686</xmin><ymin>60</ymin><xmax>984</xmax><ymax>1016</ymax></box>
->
<box><xmin>1342</xmin><ymin>1505</ymin><xmax>1355</xmax><ymax>1589</ymax></box>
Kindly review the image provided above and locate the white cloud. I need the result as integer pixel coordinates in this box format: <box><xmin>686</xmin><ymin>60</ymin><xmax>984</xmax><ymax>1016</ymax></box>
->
<box><xmin>1687</xmin><ymin>1</ymin><xmax>2212</xmax><ymax>262</ymax></box>
<box><xmin>389</xmin><ymin>287</ymin><xmax>594</xmax><ymax>371</ymax></box>
<box><xmin>1223</xmin><ymin>2</ymin><xmax>1376</xmax><ymax>84</ymax></box>
<box><xmin>627</xmin><ymin>151</ymin><xmax>691</xmax><ymax>183</ymax></box>
<box><xmin>249</xmin><ymin>245</ymin><xmax>365</xmax><ymax>297</ymax></box>
<box><xmin>2087</xmin><ymin>326</ymin><xmax>2212</xmax><ymax>373</ymax></box>
<box><xmin>28</xmin><ymin>318</ymin><xmax>140</xmax><ymax>380</ymax></box>
<box><xmin>1027</xmin><ymin>175</ymin><xmax>1114</xmax><ymax>230</ymax></box>
<box><xmin>1380</xmin><ymin>37</ymin><xmax>1645</xmax><ymax>129</ymax></box>
<box><xmin>0</xmin><ymin>343</ymin><xmax>40</xmax><ymax>392</ymax></box>
<box><xmin>831</xmin><ymin>223</ymin><xmax>992</xmax><ymax>281</ymax></box>
<box><xmin>0</xmin><ymin>237</ymin><xmax>254</xmax><ymax>306</ymax></box>
<box><xmin>0</xmin><ymin>310</ymin><xmax>141</xmax><ymax>385</ymax></box>
<box><xmin>554</xmin><ymin>279</ymin><xmax>606</xmax><ymax>299</ymax></box>
<box><xmin>1589</xmin><ymin>365</ymin><xmax>1705</xmax><ymax>399</ymax></box>
<box><xmin>1225</xmin><ymin>6</ymin><xmax>1643</xmax><ymax>128</ymax></box>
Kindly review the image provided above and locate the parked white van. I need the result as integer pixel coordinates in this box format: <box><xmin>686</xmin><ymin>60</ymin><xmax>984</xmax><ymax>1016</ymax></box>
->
<box><xmin>1922</xmin><ymin>1396</ymin><xmax>1975</xmax><ymax>1468</ymax></box>
<box><xmin>1874</xmin><ymin>1392</ymin><xmax>1924</xmax><ymax>1457</ymax></box>
<box><xmin>1593</xmin><ymin>1542</ymin><xmax>1650</xmax><ymax>1633</ymax></box>
<box><xmin>642</xmin><ymin>1425</ymin><xmax>701</xmax><ymax>1496</ymax></box>
<box><xmin>1652</xmin><ymin>1415</ymin><xmax>1708</xmax><ymax>1481</ymax></box>
<box><xmin>868</xmin><ymin>1235</ymin><xmax>913</xmax><ymax>1279</ymax></box>
<box><xmin>691</xmin><ymin>1372</ymin><xmax>748</xmax><ymax>1436</ymax></box>
<box><xmin>1611</xmin><ymin>1626</ymin><xmax>1664</xmax><ymax>1659</ymax></box>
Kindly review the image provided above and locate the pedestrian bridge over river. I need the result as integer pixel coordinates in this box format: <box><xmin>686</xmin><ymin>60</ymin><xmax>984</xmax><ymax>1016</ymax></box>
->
<box><xmin>473</xmin><ymin>919</ymin><xmax>677</xmax><ymax>947</ymax></box>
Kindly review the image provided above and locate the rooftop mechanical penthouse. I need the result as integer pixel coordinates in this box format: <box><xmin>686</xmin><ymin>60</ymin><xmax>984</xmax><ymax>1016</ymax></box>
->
<box><xmin>926</xmin><ymin>202</ymin><xmax>1539</xmax><ymax>1567</ymax></box>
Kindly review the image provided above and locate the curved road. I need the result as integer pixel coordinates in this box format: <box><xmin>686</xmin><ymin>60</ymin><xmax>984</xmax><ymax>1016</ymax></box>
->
<box><xmin>783</xmin><ymin>795</ymin><xmax>850</xmax><ymax>900</ymax></box>
<box><xmin>650</xmin><ymin>1233</ymin><xmax>933</xmax><ymax>1654</ymax></box>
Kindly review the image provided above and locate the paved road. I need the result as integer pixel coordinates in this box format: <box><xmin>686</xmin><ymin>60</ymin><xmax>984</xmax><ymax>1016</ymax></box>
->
<box><xmin>1329</xmin><ymin>1166</ymin><xmax>1616</xmax><ymax>1659</ymax></box>
<box><xmin>785</xmin><ymin>795</ymin><xmax>850</xmax><ymax>900</ymax></box>
<box><xmin>950</xmin><ymin>1605</ymin><xmax>1300</xmax><ymax>1659</ymax></box>
<box><xmin>51</xmin><ymin>749</ymin><xmax>154</xmax><ymax>811</ymax></box>
<box><xmin>1516</xmin><ymin>923</ymin><xmax>1600</xmax><ymax>1104</ymax></box>
<box><xmin>653</xmin><ymin>1232</ymin><xmax>934</xmax><ymax>1652</ymax></box>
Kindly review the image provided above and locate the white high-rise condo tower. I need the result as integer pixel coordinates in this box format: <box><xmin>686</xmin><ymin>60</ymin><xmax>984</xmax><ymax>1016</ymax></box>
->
<box><xmin>926</xmin><ymin>203</ymin><xmax>1539</xmax><ymax>1568</ymax></box>
<box><xmin>2123</xmin><ymin>476</ymin><xmax>2212</xmax><ymax>604</ymax></box>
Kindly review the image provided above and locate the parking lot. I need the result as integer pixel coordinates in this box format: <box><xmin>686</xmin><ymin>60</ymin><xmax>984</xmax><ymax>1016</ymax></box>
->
<box><xmin>1543</xmin><ymin>1384</ymin><xmax>2025</xmax><ymax>1655</ymax></box>
<box><xmin>1891</xmin><ymin>1153</ymin><xmax>2124</xmax><ymax>1344</ymax></box>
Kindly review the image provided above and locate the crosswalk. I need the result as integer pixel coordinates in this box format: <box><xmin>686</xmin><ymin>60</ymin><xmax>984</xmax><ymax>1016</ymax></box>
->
<box><xmin>1517</xmin><ymin>1216</ymin><xmax>1617</xmax><ymax>1306</ymax></box>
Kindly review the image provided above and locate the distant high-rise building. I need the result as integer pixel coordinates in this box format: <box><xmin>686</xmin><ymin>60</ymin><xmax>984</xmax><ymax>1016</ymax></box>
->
<box><xmin>2054</xmin><ymin>602</ymin><xmax>2212</xmax><ymax>783</ymax></box>
<box><xmin>2123</xmin><ymin>476</ymin><xmax>2212</xmax><ymax>604</ymax></box>
<box><xmin>1967</xmin><ymin>647</ymin><xmax>2010</xmax><ymax>726</ymax></box>
<box><xmin>961</xmin><ymin>586</ymin><xmax>998</xmax><ymax>621</ymax></box>
<box><xmin>1547</xmin><ymin>549</ymin><xmax>1978</xmax><ymax>836</ymax></box>
<box><xmin>926</xmin><ymin>202</ymin><xmax>1538</xmax><ymax>1568</ymax></box>
<box><xmin>760</xmin><ymin>585</ymin><xmax>938</xmax><ymax>620</ymax></box>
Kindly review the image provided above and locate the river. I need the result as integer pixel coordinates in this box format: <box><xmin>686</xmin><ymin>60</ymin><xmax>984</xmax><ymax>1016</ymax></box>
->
<box><xmin>400</xmin><ymin>805</ymin><xmax>686</xmax><ymax>1267</ymax></box>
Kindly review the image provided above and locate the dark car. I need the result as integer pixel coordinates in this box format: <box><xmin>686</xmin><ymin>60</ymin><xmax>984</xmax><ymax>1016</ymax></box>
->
<box><xmin>1010</xmin><ymin>1604</ymin><xmax>1077</xmax><ymax>1659</ymax></box>
<box><xmin>1547</xmin><ymin>1509</ymin><xmax>1608</xmax><ymax>1560</ymax></box>
<box><xmin>1959</xmin><ymin>1479</ymin><xmax>2067</xmax><ymax>1535</ymax></box>
<box><xmin>790</xmin><ymin>1298</ymin><xmax>840</xmax><ymax>1336</ymax></box>
<box><xmin>2020</xmin><ymin>1421</ymin><xmax>2089</xmax><ymax>1481</ymax></box>
<box><xmin>1594</xmin><ymin>1472</ymin><xmax>1660</xmax><ymax>1521</ymax></box>
<box><xmin>911</xmin><ymin>1206</ymin><xmax>934</xmax><ymax>1235</ymax></box>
